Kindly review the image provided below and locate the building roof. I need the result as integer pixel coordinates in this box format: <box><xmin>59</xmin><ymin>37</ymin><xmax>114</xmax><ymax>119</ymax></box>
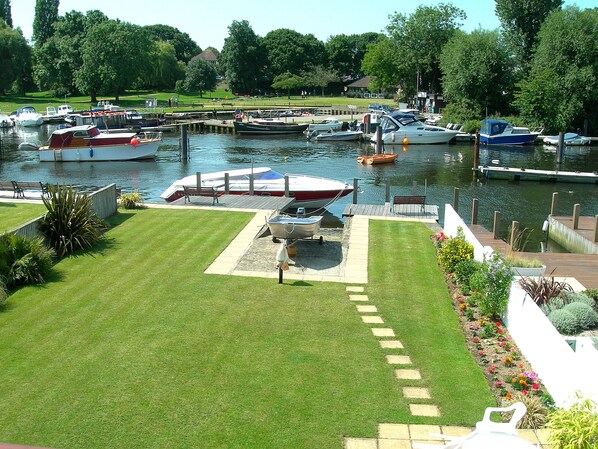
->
<box><xmin>347</xmin><ymin>76</ymin><xmax>373</xmax><ymax>89</ymax></box>
<box><xmin>191</xmin><ymin>49</ymin><xmax>218</xmax><ymax>63</ymax></box>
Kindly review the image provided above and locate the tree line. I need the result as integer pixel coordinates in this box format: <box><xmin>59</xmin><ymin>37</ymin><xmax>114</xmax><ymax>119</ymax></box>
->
<box><xmin>0</xmin><ymin>0</ymin><xmax>597</xmax><ymax>134</ymax></box>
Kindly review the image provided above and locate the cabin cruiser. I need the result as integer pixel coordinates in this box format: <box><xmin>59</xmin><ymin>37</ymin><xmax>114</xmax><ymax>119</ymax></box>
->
<box><xmin>371</xmin><ymin>112</ymin><xmax>458</xmax><ymax>145</ymax></box>
<box><xmin>479</xmin><ymin>119</ymin><xmax>542</xmax><ymax>145</ymax></box>
<box><xmin>14</xmin><ymin>106</ymin><xmax>43</xmax><ymax>127</ymax></box>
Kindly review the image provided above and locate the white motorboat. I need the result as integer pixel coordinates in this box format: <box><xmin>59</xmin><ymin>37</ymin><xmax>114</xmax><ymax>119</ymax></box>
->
<box><xmin>267</xmin><ymin>214</ymin><xmax>323</xmax><ymax>240</ymax></box>
<box><xmin>307</xmin><ymin>117</ymin><xmax>343</xmax><ymax>133</ymax></box>
<box><xmin>160</xmin><ymin>166</ymin><xmax>354</xmax><ymax>207</ymax></box>
<box><xmin>14</xmin><ymin>106</ymin><xmax>43</xmax><ymax>127</ymax></box>
<box><xmin>543</xmin><ymin>132</ymin><xmax>591</xmax><ymax>146</ymax></box>
<box><xmin>38</xmin><ymin>125</ymin><xmax>162</xmax><ymax>162</ymax></box>
<box><xmin>371</xmin><ymin>112</ymin><xmax>458</xmax><ymax>145</ymax></box>
<box><xmin>57</xmin><ymin>104</ymin><xmax>74</xmax><ymax>116</ymax></box>
<box><xmin>312</xmin><ymin>129</ymin><xmax>363</xmax><ymax>141</ymax></box>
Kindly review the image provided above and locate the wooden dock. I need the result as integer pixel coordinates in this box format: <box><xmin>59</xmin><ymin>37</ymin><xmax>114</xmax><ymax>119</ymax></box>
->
<box><xmin>173</xmin><ymin>194</ymin><xmax>295</xmax><ymax>211</ymax></box>
<box><xmin>478</xmin><ymin>165</ymin><xmax>598</xmax><ymax>184</ymax></box>
<box><xmin>470</xmin><ymin>224</ymin><xmax>598</xmax><ymax>289</ymax></box>
<box><xmin>342</xmin><ymin>203</ymin><xmax>439</xmax><ymax>221</ymax></box>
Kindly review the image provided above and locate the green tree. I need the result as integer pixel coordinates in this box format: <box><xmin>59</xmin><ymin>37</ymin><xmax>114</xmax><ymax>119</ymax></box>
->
<box><xmin>326</xmin><ymin>32</ymin><xmax>382</xmax><ymax>79</ymax></box>
<box><xmin>144</xmin><ymin>24</ymin><xmax>200</xmax><ymax>63</ymax></box>
<box><xmin>32</xmin><ymin>0</ymin><xmax>59</xmax><ymax>46</ymax></box>
<box><xmin>495</xmin><ymin>0</ymin><xmax>563</xmax><ymax>72</ymax></box>
<box><xmin>183</xmin><ymin>58</ymin><xmax>217</xmax><ymax>97</ymax></box>
<box><xmin>220</xmin><ymin>20</ymin><xmax>267</xmax><ymax>94</ymax></box>
<box><xmin>0</xmin><ymin>21</ymin><xmax>31</xmax><ymax>94</ymax></box>
<box><xmin>440</xmin><ymin>29</ymin><xmax>514</xmax><ymax>116</ymax></box>
<box><xmin>361</xmin><ymin>36</ymin><xmax>405</xmax><ymax>95</ymax></box>
<box><xmin>386</xmin><ymin>3</ymin><xmax>466</xmax><ymax>95</ymax></box>
<box><xmin>140</xmin><ymin>41</ymin><xmax>180</xmax><ymax>90</ymax></box>
<box><xmin>271</xmin><ymin>72</ymin><xmax>304</xmax><ymax>99</ymax></box>
<box><xmin>75</xmin><ymin>20</ymin><xmax>152</xmax><ymax>102</ymax></box>
<box><xmin>0</xmin><ymin>0</ymin><xmax>12</xmax><ymax>27</ymax></box>
<box><xmin>263</xmin><ymin>29</ymin><xmax>325</xmax><ymax>80</ymax></box>
<box><xmin>514</xmin><ymin>7</ymin><xmax>598</xmax><ymax>134</ymax></box>
<box><xmin>302</xmin><ymin>65</ymin><xmax>339</xmax><ymax>96</ymax></box>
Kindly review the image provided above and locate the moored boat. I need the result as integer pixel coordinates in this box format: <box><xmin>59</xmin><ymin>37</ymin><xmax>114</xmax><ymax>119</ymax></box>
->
<box><xmin>479</xmin><ymin>119</ymin><xmax>542</xmax><ymax>145</ymax></box>
<box><xmin>357</xmin><ymin>153</ymin><xmax>397</xmax><ymax>165</ymax></box>
<box><xmin>233</xmin><ymin>119</ymin><xmax>309</xmax><ymax>135</ymax></box>
<box><xmin>38</xmin><ymin>125</ymin><xmax>162</xmax><ymax>162</ymax></box>
<box><xmin>267</xmin><ymin>214</ymin><xmax>323</xmax><ymax>240</ymax></box>
<box><xmin>307</xmin><ymin>117</ymin><xmax>343</xmax><ymax>134</ymax></box>
<box><xmin>371</xmin><ymin>112</ymin><xmax>458</xmax><ymax>145</ymax></box>
<box><xmin>160</xmin><ymin>166</ymin><xmax>353</xmax><ymax>207</ymax></box>
<box><xmin>542</xmin><ymin>132</ymin><xmax>591</xmax><ymax>146</ymax></box>
<box><xmin>312</xmin><ymin>129</ymin><xmax>362</xmax><ymax>141</ymax></box>
<box><xmin>14</xmin><ymin>106</ymin><xmax>43</xmax><ymax>127</ymax></box>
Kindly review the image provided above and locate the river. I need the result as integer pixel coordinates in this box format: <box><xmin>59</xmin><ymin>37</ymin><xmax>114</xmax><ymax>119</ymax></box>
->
<box><xmin>1</xmin><ymin>124</ymin><xmax>597</xmax><ymax>250</ymax></box>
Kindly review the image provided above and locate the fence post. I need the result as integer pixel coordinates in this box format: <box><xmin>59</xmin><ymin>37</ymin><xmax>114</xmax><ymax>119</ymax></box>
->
<box><xmin>453</xmin><ymin>187</ymin><xmax>460</xmax><ymax>213</ymax></box>
<box><xmin>573</xmin><ymin>204</ymin><xmax>580</xmax><ymax>230</ymax></box>
<box><xmin>224</xmin><ymin>173</ymin><xmax>230</xmax><ymax>194</ymax></box>
<box><xmin>352</xmin><ymin>178</ymin><xmax>358</xmax><ymax>204</ymax></box>
<box><xmin>284</xmin><ymin>175</ymin><xmax>289</xmax><ymax>198</ymax></box>
<box><xmin>471</xmin><ymin>198</ymin><xmax>479</xmax><ymax>225</ymax></box>
<box><xmin>385</xmin><ymin>179</ymin><xmax>390</xmax><ymax>203</ymax></box>
<box><xmin>594</xmin><ymin>215</ymin><xmax>598</xmax><ymax>243</ymax></box>
<box><xmin>550</xmin><ymin>192</ymin><xmax>558</xmax><ymax>215</ymax></box>
<box><xmin>510</xmin><ymin>220</ymin><xmax>520</xmax><ymax>251</ymax></box>
<box><xmin>196</xmin><ymin>172</ymin><xmax>201</xmax><ymax>190</ymax></box>
<box><xmin>493</xmin><ymin>211</ymin><xmax>501</xmax><ymax>240</ymax></box>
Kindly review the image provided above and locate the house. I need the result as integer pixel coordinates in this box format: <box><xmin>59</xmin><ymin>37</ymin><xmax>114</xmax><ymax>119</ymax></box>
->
<box><xmin>191</xmin><ymin>49</ymin><xmax>218</xmax><ymax>66</ymax></box>
<box><xmin>345</xmin><ymin>76</ymin><xmax>386</xmax><ymax>99</ymax></box>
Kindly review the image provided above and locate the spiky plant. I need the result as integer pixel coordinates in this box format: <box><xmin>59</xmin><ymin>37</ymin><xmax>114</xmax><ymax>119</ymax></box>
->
<box><xmin>519</xmin><ymin>276</ymin><xmax>572</xmax><ymax>306</ymax></box>
<box><xmin>0</xmin><ymin>233</ymin><xmax>56</xmax><ymax>288</ymax></box>
<box><xmin>505</xmin><ymin>392</ymin><xmax>549</xmax><ymax>429</ymax></box>
<box><xmin>39</xmin><ymin>185</ymin><xmax>105</xmax><ymax>258</ymax></box>
<box><xmin>119</xmin><ymin>191</ymin><xmax>144</xmax><ymax>209</ymax></box>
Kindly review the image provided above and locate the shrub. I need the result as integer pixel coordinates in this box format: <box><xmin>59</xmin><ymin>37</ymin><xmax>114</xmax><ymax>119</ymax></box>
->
<box><xmin>519</xmin><ymin>276</ymin><xmax>572</xmax><ymax>306</ymax></box>
<box><xmin>453</xmin><ymin>258</ymin><xmax>481</xmax><ymax>291</ymax></box>
<box><xmin>583</xmin><ymin>289</ymin><xmax>598</xmax><ymax>301</ymax></box>
<box><xmin>119</xmin><ymin>191</ymin><xmax>144</xmax><ymax>209</ymax></box>
<box><xmin>505</xmin><ymin>392</ymin><xmax>549</xmax><ymax>429</ymax></box>
<box><xmin>0</xmin><ymin>233</ymin><xmax>56</xmax><ymax>288</ymax></box>
<box><xmin>562</xmin><ymin>302</ymin><xmax>598</xmax><ymax>331</ymax></box>
<box><xmin>562</xmin><ymin>291</ymin><xmax>598</xmax><ymax>313</ymax></box>
<box><xmin>547</xmin><ymin>398</ymin><xmax>598</xmax><ymax>449</ymax></box>
<box><xmin>548</xmin><ymin>309</ymin><xmax>581</xmax><ymax>335</ymax></box>
<box><xmin>38</xmin><ymin>185</ymin><xmax>105</xmax><ymax>258</ymax></box>
<box><xmin>437</xmin><ymin>236</ymin><xmax>474</xmax><ymax>273</ymax></box>
<box><xmin>0</xmin><ymin>279</ymin><xmax>7</xmax><ymax>307</ymax></box>
<box><xmin>476</xmin><ymin>251</ymin><xmax>513</xmax><ymax>318</ymax></box>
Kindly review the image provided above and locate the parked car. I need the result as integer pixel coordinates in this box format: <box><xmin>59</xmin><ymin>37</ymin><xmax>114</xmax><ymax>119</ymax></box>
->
<box><xmin>368</xmin><ymin>104</ymin><xmax>393</xmax><ymax>114</ymax></box>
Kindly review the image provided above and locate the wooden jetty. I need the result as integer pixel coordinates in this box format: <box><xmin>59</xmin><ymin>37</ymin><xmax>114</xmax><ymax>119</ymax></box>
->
<box><xmin>342</xmin><ymin>203</ymin><xmax>439</xmax><ymax>221</ymax></box>
<box><xmin>470</xmin><ymin>224</ymin><xmax>598</xmax><ymax>289</ymax></box>
<box><xmin>172</xmin><ymin>194</ymin><xmax>295</xmax><ymax>211</ymax></box>
<box><xmin>478</xmin><ymin>165</ymin><xmax>598</xmax><ymax>183</ymax></box>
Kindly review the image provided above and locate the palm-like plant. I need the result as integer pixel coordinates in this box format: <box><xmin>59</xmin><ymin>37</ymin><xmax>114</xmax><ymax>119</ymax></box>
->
<box><xmin>0</xmin><ymin>233</ymin><xmax>56</xmax><ymax>288</ymax></box>
<box><xmin>39</xmin><ymin>185</ymin><xmax>105</xmax><ymax>258</ymax></box>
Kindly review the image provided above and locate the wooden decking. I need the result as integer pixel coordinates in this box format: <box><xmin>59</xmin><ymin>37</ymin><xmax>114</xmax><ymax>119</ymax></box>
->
<box><xmin>173</xmin><ymin>193</ymin><xmax>295</xmax><ymax>211</ymax></box>
<box><xmin>470</xmin><ymin>224</ymin><xmax>598</xmax><ymax>289</ymax></box>
<box><xmin>342</xmin><ymin>203</ymin><xmax>439</xmax><ymax>221</ymax></box>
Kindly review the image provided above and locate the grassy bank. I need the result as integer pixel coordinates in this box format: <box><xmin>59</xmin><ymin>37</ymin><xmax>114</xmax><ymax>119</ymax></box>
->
<box><xmin>0</xmin><ymin>202</ymin><xmax>46</xmax><ymax>233</ymax></box>
<box><xmin>0</xmin><ymin>208</ymin><xmax>492</xmax><ymax>449</ymax></box>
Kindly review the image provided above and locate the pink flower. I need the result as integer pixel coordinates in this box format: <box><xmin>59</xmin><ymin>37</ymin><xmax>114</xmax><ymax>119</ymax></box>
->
<box><xmin>522</xmin><ymin>389</ymin><xmax>529</xmax><ymax>395</ymax></box>
<box><xmin>532</xmin><ymin>383</ymin><xmax>540</xmax><ymax>391</ymax></box>
<box><xmin>497</xmin><ymin>328</ymin><xmax>503</xmax><ymax>334</ymax></box>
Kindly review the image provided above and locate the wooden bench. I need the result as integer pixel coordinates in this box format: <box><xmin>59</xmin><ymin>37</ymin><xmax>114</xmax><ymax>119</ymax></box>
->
<box><xmin>182</xmin><ymin>185</ymin><xmax>222</xmax><ymax>205</ymax></box>
<box><xmin>221</xmin><ymin>103</ymin><xmax>234</xmax><ymax>108</ymax></box>
<box><xmin>392</xmin><ymin>195</ymin><xmax>426</xmax><ymax>213</ymax></box>
<box><xmin>1</xmin><ymin>181</ymin><xmax>53</xmax><ymax>199</ymax></box>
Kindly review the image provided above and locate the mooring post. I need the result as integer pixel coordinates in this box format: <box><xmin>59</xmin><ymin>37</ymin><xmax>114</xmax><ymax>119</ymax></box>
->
<box><xmin>453</xmin><ymin>187</ymin><xmax>460</xmax><ymax>213</ymax></box>
<box><xmin>473</xmin><ymin>132</ymin><xmax>480</xmax><ymax>170</ymax></box>
<box><xmin>196</xmin><ymin>172</ymin><xmax>201</xmax><ymax>190</ymax></box>
<box><xmin>375</xmin><ymin>126</ymin><xmax>383</xmax><ymax>154</ymax></box>
<box><xmin>364</xmin><ymin>114</ymin><xmax>371</xmax><ymax>134</ymax></box>
<box><xmin>556</xmin><ymin>132</ymin><xmax>564</xmax><ymax>165</ymax></box>
<box><xmin>284</xmin><ymin>175</ymin><xmax>289</xmax><ymax>198</ymax></box>
<box><xmin>385</xmin><ymin>179</ymin><xmax>390</xmax><ymax>203</ymax></box>
<box><xmin>510</xmin><ymin>220</ymin><xmax>520</xmax><ymax>251</ymax></box>
<box><xmin>471</xmin><ymin>198</ymin><xmax>479</xmax><ymax>225</ymax></box>
<box><xmin>493</xmin><ymin>211</ymin><xmax>501</xmax><ymax>240</ymax></box>
<box><xmin>278</xmin><ymin>267</ymin><xmax>283</xmax><ymax>284</ymax></box>
<box><xmin>573</xmin><ymin>203</ymin><xmax>580</xmax><ymax>230</ymax></box>
<box><xmin>249</xmin><ymin>173</ymin><xmax>254</xmax><ymax>195</ymax></box>
<box><xmin>181</xmin><ymin>124</ymin><xmax>189</xmax><ymax>161</ymax></box>
<box><xmin>352</xmin><ymin>178</ymin><xmax>358</xmax><ymax>204</ymax></box>
<box><xmin>224</xmin><ymin>173</ymin><xmax>230</xmax><ymax>193</ymax></box>
<box><xmin>550</xmin><ymin>192</ymin><xmax>558</xmax><ymax>215</ymax></box>
<box><xmin>594</xmin><ymin>215</ymin><xmax>598</xmax><ymax>243</ymax></box>
<box><xmin>412</xmin><ymin>180</ymin><xmax>417</xmax><ymax>195</ymax></box>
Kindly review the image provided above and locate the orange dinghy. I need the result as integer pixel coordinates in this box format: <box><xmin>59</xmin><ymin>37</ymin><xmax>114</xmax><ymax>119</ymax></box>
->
<box><xmin>357</xmin><ymin>154</ymin><xmax>398</xmax><ymax>165</ymax></box>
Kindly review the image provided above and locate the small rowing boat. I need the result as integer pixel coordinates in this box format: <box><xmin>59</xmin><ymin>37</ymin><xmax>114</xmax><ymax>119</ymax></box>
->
<box><xmin>357</xmin><ymin>154</ymin><xmax>397</xmax><ymax>165</ymax></box>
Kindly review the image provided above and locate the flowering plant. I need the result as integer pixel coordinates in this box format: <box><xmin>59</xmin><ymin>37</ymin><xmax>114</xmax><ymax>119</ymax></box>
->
<box><xmin>431</xmin><ymin>231</ymin><xmax>447</xmax><ymax>248</ymax></box>
<box><xmin>505</xmin><ymin>371</ymin><xmax>542</xmax><ymax>396</ymax></box>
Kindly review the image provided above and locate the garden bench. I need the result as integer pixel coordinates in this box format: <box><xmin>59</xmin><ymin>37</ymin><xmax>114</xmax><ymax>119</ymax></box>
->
<box><xmin>8</xmin><ymin>181</ymin><xmax>55</xmax><ymax>199</ymax></box>
<box><xmin>392</xmin><ymin>195</ymin><xmax>426</xmax><ymax>213</ymax></box>
<box><xmin>182</xmin><ymin>185</ymin><xmax>222</xmax><ymax>205</ymax></box>
<box><xmin>0</xmin><ymin>181</ymin><xmax>17</xmax><ymax>197</ymax></box>
<box><xmin>221</xmin><ymin>103</ymin><xmax>234</xmax><ymax>108</ymax></box>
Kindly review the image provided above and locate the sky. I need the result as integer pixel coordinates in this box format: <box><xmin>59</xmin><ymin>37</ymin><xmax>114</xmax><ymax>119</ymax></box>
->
<box><xmin>10</xmin><ymin>0</ymin><xmax>595</xmax><ymax>51</ymax></box>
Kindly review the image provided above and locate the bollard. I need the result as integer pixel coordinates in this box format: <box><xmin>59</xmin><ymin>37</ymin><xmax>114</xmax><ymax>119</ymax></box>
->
<box><xmin>284</xmin><ymin>175</ymin><xmax>289</xmax><ymax>198</ymax></box>
<box><xmin>556</xmin><ymin>132</ymin><xmax>564</xmax><ymax>165</ymax></box>
<box><xmin>453</xmin><ymin>187</ymin><xmax>460</xmax><ymax>213</ymax></box>
<box><xmin>471</xmin><ymin>198</ymin><xmax>479</xmax><ymax>225</ymax></box>
<box><xmin>196</xmin><ymin>172</ymin><xmax>201</xmax><ymax>190</ymax></box>
<box><xmin>352</xmin><ymin>178</ymin><xmax>358</xmax><ymax>204</ymax></box>
<box><xmin>550</xmin><ymin>192</ymin><xmax>558</xmax><ymax>215</ymax></box>
<box><xmin>224</xmin><ymin>173</ymin><xmax>230</xmax><ymax>194</ymax></box>
<box><xmin>385</xmin><ymin>179</ymin><xmax>390</xmax><ymax>203</ymax></box>
<box><xmin>493</xmin><ymin>211</ymin><xmax>501</xmax><ymax>240</ymax></box>
<box><xmin>510</xmin><ymin>220</ymin><xmax>520</xmax><ymax>251</ymax></box>
<box><xmin>473</xmin><ymin>132</ymin><xmax>480</xmax><ymax>170</ymax></box>
<box><xmin>181</xmin><ymin>124</ymin><xmax>189</xmax><ymax>161</ymax></box>
<box><xmin>573</xmin><ymin>203</ymin><xmax>580</xmax><ymax>230</ymax></box>
<box><xmin>249</xmin><ymin>173</ymin><xmax>254</xmax><ymax>195</ymax></box>
<box><xmin>375</xmin><ymin>126</ymin><xmax>383</xmax><ymax>154</ymax></box>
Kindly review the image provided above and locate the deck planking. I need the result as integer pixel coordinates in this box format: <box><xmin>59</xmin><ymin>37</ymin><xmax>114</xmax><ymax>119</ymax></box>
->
<box><xmin>173</xmin><ymin>194</ymin><xmax>295</xmax><ymax>211</ymax></box>
<box><xmin>342</xmin><ymin>203</ymin><xmax>439</xmax><ymax>221</ymax></box>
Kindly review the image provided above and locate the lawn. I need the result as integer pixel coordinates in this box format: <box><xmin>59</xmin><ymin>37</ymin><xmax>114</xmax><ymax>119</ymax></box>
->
<box><xmin>0</xmin><ymin>208</ymin><xmax>493</xmax><ymax>449</ymax></box>
<box><xmin>0</xmin><ymin>202</ymin><xmax>46</xmax><ymax>233</ymax></box>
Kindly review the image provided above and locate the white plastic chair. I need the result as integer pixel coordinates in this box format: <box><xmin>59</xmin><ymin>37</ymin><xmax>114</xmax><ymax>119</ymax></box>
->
<box><xmin>475</xmin><ymin>402</ymin><xmax>527</xmax><ymax>435</ymax></box>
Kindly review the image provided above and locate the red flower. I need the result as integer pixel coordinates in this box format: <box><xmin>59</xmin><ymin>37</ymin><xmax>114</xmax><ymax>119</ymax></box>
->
<box><xmin>497</xmin><ymin>328</ymin><xmax>503</xmax><ymax>334</ymax></box>
<box><xmin>532</xmin><ymin>383</ymin><xmax>540</xmax><ymax>390</ymax></box>
<box><xmin>522</xmin><ymin>389</ymin><xmax>529</xmax><ymax>395</ymax></box>
<box><xmin>495</xmin><ymin>322</ymin><xmax>501</xmax><ymax>327</ymax></box>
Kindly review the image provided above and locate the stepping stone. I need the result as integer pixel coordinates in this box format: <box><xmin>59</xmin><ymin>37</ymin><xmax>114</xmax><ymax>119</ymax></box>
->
<box><xmin>362</xmin><ymin>315</ymin><xmax>384</xmax><ymax>324</ymax></box>
<box><xmin>394</xmin><ymin>369</ymin><xmax>421</xmax><ymax>380</ymax></box>
<box><xmin>409</xmin><ymin>404</ymin><xmax>441</xmax><ymax>417</ymax></box>
<box><xmin>402</xmin><ymin>387</ymin><xmax>431</xmax><ymax>399</ymax></box>
<box><xmin>440</xmin><ymin>426</ymin><xmax>474</xmax><ymax>438</ymax></box>
<box><xmin>372</xmin><ymin>328</ymin><xmax>395</xmax><ymax>337</ymax></box>
<box><xmin>344</xmin><ymin>437</ymin><xmax>377</xmax><ymax>449</ymax></box>
<box><xmin>386</xmin><ymin>355</ymin><xmax>411</xmax><ymax>365</ymax></box>
<box><xmin>379</xmin><ymin>440</ymin><xmax>412</xmax><ymax>449</ymax></box>
<box><xmin>378</xmin><ymin>423</ymin><xmax>410</xmax><ymax>439</ymax></box>
<box><xmin>346</xmin><ymin>286</ymin><xmax>365</xmax><ymax>292</ymax></box>
<box><xmin>379</xmin><ymin>340</ymin><xmax>403</xmax><ymax>349</ymax></box>
<box><xmin>409</xmin><ymin>425</ymin><xmax>442</xmax><ymax>440</ymax></box>
<box><xmin>349</xmin><ymin>294</ymin><xmax>368</xmax><ymax>302</ymax></box>
<box><xmin>356</xmin><ymin>305</ymin><xmax>377</xmax><ymax>313</ymax></box>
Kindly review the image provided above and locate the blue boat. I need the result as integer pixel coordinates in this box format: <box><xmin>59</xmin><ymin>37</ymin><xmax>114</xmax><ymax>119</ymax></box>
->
<box><xmin>479</xmin><ymin>119</ymin><xmax>542</xmax><ymax>145</ymax></box>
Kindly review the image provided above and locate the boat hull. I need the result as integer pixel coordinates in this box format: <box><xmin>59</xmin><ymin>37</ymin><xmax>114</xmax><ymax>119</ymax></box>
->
<box><xmin>39</xmin><ymin>140</ymin><xmax>160</xmax><ymax>162</ymax></box>
<box><xmin>267</xmin><ymin>215</ymin><xmax>323</xmax><ymax>239</ymax></box>
<box><xmin>234</xmin><ymin>121</ymin><xmax>309</xmax><ymax>135</ymax></box>
<box><xmin>314</xmin><ymin>131</ymin><xmax>362</xmax><ymax>141</ymax></box>
<box><xmin>480</xmin><ymin>134</ymin><xmax>539</xmax><ymax>145</ymax></box>
<box><xmin>377</xmin><ymin>130</ymin><xmax>458</xmax><ymax>144</ymax></box>
<box><xmin>357</xmin><ymin>154</ymin><xmax>397</xmax><ymax>165</ymax></box>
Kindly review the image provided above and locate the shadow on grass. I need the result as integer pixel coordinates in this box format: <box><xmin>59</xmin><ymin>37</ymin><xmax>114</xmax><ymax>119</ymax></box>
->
<box><xmin>288</xmin><ymin>280</ymin><xmax>313</xmax><ymax>287</ymax></box>
<box><xmin>106</xmin><ymin>210</ymin><xmax>136</xmax><ymax>228</ymax></box>
<box><xmin>0</xmin><ymin>203</ymin><xmax>17</xmax><ymax>208</ymax></box>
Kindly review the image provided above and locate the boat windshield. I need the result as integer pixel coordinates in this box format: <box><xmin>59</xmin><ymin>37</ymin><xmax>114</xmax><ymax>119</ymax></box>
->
<box><xmin>249</xmin><ymin>170</ymin><xmax>284</xmax><ymax>180</ymax></box>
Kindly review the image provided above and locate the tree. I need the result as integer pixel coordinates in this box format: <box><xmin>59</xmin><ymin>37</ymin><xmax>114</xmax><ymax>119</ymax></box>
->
<box><xmin>302</xmin><ymin>65</ymin><xmax>339</xmax><ymax>96</ymax></box>
<box><xmin>514</xmin><ymin>7</ymin><xmax>598</xmax><ymax>134</ymax></box>
<box><xmin>144</xmin><ymin>24</ymin><xmax>200</xmax><ymax>63</ymax></box>
<box><xmin>361</xmin><ymin>36</ymin><xmax>405</xmax><ymax>94</ymax></box>
<box><xmin>326</xmin><ymin>32</ymin><xmax>383</xmax><ymax>79</ymax></box>
<box><xmin>75</xmin><ymin>20</ymin><xmax>152</xmax><ymax>102</ymax></box>
<box><xmin>495</xmin><ymin>0</ymin><xmax>563</xmax><ymax>72</ymax></box>
<box><xmin>271</xmin><ymin>72</ymin><xmax>304</xmax><ymax>99</ymax></box>
<box><xmin>0</xmin><ymin>20</ymin><xmax>30</xmax><ymax>93</ymax></box>
<box><xmin>263</xmin><ymin>29</ymin><xmax>325</xmax><ymax>80</ymax></box>
<box><xmin>220</xmin><ymin>20</ymin><xmax>267</xmax><ymax>94</ymax></box>
<box><xmin>33</xmin><ymin>0</ymin><xmax>59</xmax><ymax>46</ymax></box>
<box><xmin>183</xmin><ymin>58</ymin><xmax>217</xmax><ymax>97</ymax></box>
<box><xmin>0</xmin><ymin>0</ymin><xmax>12</xmax><ymax>27</ymax></box>
<box><xmin>440</xmin><ymin>29</ymin><xmax>514</xmax><ymax>116</ymax></box>
<box><xmin>138</xmin><ymin>41</ymin><xmax>181</xmax><ymax>90</ymax></box>
<box><xmin>386</xmin><ymin>3</ymin><xmax>466</xmax><ymax>95</ymax></box>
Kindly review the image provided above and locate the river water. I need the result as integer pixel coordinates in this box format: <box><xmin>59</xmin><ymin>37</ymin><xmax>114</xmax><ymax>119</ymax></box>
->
<box><xmin>1</xmin><ymin>124</ymin><xmax>597</xmax><ymax>250</ymax></box>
